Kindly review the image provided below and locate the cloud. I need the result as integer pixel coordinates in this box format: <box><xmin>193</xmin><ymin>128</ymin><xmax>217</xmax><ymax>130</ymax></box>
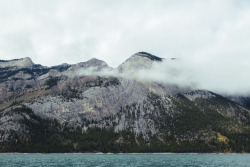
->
<box><xmin>66</xmin><ymin>56</ymin><xmax>250</xmax><ymax>95</ymax></box>
<box><xmin>0</xmin><ymin>0</ymin><xmax>250</xmax><ymax>94</ymax></box>
<box><xmin>134</xmin><ymin>58</ymin><xmax>250</xmax><ymax>95</ymax></box>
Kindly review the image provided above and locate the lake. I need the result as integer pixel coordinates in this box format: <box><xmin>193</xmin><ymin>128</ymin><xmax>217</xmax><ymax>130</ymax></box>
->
<box><xmin>0</xmin><ymin>153</ymin><xmax>249</xmax><ymax>167</ymax></box>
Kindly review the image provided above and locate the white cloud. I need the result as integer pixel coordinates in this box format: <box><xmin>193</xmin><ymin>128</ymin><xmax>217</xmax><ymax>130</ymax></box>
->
<box><xmin>67</xmin><ymin>57</ymin><xmax>250</xmax><ymax>95</ymax></box>
<box><xmin>0</xmin><ymin>0</ymin><xmax>250</xmax><ymax>94</ymax></box>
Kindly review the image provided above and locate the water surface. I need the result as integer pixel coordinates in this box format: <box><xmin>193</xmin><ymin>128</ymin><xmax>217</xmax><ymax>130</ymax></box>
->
<box><xmin>0</xmin><ymin>153</ymin><xmax>249</xmax><ymax>167</ymax></box>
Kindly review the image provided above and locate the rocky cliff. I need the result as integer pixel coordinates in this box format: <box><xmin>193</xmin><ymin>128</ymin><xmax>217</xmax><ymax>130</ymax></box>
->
<box><xmin>0</xmin><ymin>57</ymin><xmax>34</xmax><ymax>68</ymax></box>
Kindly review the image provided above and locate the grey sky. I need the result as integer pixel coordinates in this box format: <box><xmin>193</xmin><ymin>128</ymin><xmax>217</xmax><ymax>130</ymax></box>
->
<box><xmin>0</xmin><ymin>0</ymin><xmax>250</xmax><ymax>94</ymax></box>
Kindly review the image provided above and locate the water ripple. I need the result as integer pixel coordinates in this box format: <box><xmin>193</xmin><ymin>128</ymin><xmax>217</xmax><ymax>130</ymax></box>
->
<box><xmin>0</xmin><ymin>154</ymin><xmax>249</xmax><ymax>167</ymax></box>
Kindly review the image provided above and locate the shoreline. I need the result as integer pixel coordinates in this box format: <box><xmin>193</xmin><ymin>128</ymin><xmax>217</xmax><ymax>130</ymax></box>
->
<box><xmin>0</xmin><ymin>152</ymin><xmax>249</xmax><ymax>155</ymax></box>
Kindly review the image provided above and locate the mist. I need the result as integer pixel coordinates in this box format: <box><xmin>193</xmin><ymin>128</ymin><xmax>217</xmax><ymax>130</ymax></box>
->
<box><xmin>1</xmin><ymin>0</ymin><xmax>250</xmax><ymax>95</ymax></box>
<box><xmin>66</xmin><ymin>57</ymin><xmax>250</xmax><ymax>96</ymax></box>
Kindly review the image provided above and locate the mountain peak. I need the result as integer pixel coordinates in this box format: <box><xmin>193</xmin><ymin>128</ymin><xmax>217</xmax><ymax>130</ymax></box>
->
<box><xmin>118</xmin><ymin>52</ymin><xmax>163</xmax><ymax>72</ymax></box>
<box><xmin>134</xmin><ymin>52</ymin><xmax>163</xmax><ymax>62</ymax></box>
<box><xmin>0</xmin><ymin>57</ymin><xmax>34</xmax><ymax>68</ymax></box>
<box><xmin>67</xmin><ymin>58</ymin><xmax>109</xmax><ymax>71</ymax></box>
<box><xmin>86</xmin><ymin>58</ymin><xmax>108</xmax><ymax>66</ymax></box>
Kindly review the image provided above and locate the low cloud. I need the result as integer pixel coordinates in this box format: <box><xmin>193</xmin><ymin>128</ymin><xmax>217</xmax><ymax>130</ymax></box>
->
<box><xmin>66</xmin><ymin>57</ymin><xmax>250</xmax><ymax>95</ymax></box>
<box><xmin>142</xmin><ymin>59</ymin><xmax>250</xmax><ymax>95</ymax></box>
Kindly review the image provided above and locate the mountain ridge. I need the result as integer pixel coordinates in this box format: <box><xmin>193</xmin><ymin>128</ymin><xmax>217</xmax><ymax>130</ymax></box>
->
<box><xmin>0</xmin><ymin>52</ymin><xmax>162</xmax><ymax>69</ymax></box>
<box><xmin>0</xmin><ymin>52</ymin><xmax>250</xmax><ymax>153</ymax></box>
<box><xmin>136</xmin><ymin>52</ymin><xmax>163</xmax><ymax>61</ymax></box>
<box><xmin>0</xmin><ymin>57</ymin><xmax>34</xmax><ymax>68</ymax></box>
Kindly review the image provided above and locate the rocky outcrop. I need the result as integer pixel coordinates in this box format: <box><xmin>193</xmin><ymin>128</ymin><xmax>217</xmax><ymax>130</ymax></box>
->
<box><xmin>118</xmin><ymin>52</ymin><xmax>162</xmax><ymax>72</ymax></box>
<box><xmin>0</xmin><ymin>57</ymin><xmax>34</xmax><ymax>68</ymax></box>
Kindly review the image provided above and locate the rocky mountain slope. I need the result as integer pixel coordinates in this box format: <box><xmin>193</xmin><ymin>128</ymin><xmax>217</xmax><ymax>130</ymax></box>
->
<box><xmin>0</xmin><ymin>52</ymin><xmax>250</xmax><ymax>153</ymax></box>
<box><xmin>227</xmin><ymin>96</ymin><xmax>250</xmax><ymax>110</ymax></box>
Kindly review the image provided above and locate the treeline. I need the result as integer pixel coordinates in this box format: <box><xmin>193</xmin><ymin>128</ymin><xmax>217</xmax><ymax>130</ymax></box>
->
<box><xmin>1</xmin><ymin>105</ymin><xmax>250</xmax><ymax>153</ymax></box>
<box><xmin>1</xmin><ymin>122</ymin><xmax>250</xmax><ymax>153</ymax></box>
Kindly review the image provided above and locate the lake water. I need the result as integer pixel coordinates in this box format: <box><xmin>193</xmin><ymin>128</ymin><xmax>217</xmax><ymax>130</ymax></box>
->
<box><xmin>0</xmin><ymin>154</ymin><xmax>249</xmax><ymax>167</ymax></box>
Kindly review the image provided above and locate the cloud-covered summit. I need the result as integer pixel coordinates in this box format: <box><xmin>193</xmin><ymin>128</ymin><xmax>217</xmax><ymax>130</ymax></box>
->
<box><xmin>62</xmin><ymin>52</ymin><xmax>250</xmax><ymax>95</ymax></box>
<box><xmin>2</xmin><ymin>50</ymin><xmax>250</xmax><ymax>95</ymax></box>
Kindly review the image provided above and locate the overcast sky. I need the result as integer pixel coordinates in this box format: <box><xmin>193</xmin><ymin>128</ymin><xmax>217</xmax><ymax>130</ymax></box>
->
<box><xmin>1</xmin><ymin>0</ymin><xmax>250</xmax><ymax>94</ymax></box>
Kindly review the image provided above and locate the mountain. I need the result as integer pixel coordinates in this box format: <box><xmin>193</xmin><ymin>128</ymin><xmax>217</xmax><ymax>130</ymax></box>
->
<box><xmin>0</xmin><ymin>52</ymin><xmax>250</xmax><ymax>153</ymax></box>
<box><xmin>227</xmin><ymin>96</ymin><xmax>250</xmax><ymax>110</ymax></box>
<box><xmin>118</xmin><ymin>52</ymin><xmax>162</xmax><ymax>72</ymax></box>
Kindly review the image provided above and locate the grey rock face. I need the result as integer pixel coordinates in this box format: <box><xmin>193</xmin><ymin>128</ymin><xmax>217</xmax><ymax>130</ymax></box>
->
<box><xmin>227</xmin><ymin>95</ymin><xmax>250</xmax><ymax>109</ymax></box>
<box><xmin>183</xmin><ymin>90</ymin><xmax>215</xmax><ymax>101</ymax></box>
<box><xmin>0</xmin><ymin>106</ymin><xmax>36</xmax><ymax>143</ymax></box>
<box><xmin>0</xmin><ymin>69</ymin><xmax>37</xmax><ymax>103</ymax></box>
<box><xmin>68</xmin><ymin>58</ymin><xmax>109</xmax><ymax>71</ymax></box>
<box><xmin>118</xmin><ymin>52</ymin><xmax>162</xmax><ymax>72</ymax></box>
<box><xmin>135</xmin><ymin>52</ymin><xmax>163</xmax><ymax>61</ymax></box>
<box><xmin>0</xmin><ymin>57</ymin><xmax>34</xmax><ymax>68</ymax></box>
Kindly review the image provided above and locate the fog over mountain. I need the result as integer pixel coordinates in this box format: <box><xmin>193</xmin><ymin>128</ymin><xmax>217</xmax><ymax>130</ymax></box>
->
<box><xmin>65</xmin><ymin>54</ymin><xmax>250</xmax><ymax>95</ymax></box>
<box><xmin>1</xmin><ymin>0</ymin><xmax>249</xmax><ymax>95</ymax></box>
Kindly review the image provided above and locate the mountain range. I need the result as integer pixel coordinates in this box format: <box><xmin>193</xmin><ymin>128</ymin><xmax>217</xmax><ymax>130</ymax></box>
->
<box><xmin>0</xmin><ymin>52</ymin><xmax>250</xmax><ymax>153</ymax></box>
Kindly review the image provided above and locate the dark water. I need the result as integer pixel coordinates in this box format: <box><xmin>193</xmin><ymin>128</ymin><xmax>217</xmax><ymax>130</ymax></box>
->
<box><xmin>0</xmin><ymin>154</ymin><xmax>249</xmax><ymax>167</ymax></box>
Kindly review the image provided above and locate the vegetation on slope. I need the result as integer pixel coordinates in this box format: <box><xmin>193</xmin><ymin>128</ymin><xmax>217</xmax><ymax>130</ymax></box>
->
<box><xmin>0</xmin><ymin>104</ymin><xmax>250</xmax><ymax>153</ymax></box>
